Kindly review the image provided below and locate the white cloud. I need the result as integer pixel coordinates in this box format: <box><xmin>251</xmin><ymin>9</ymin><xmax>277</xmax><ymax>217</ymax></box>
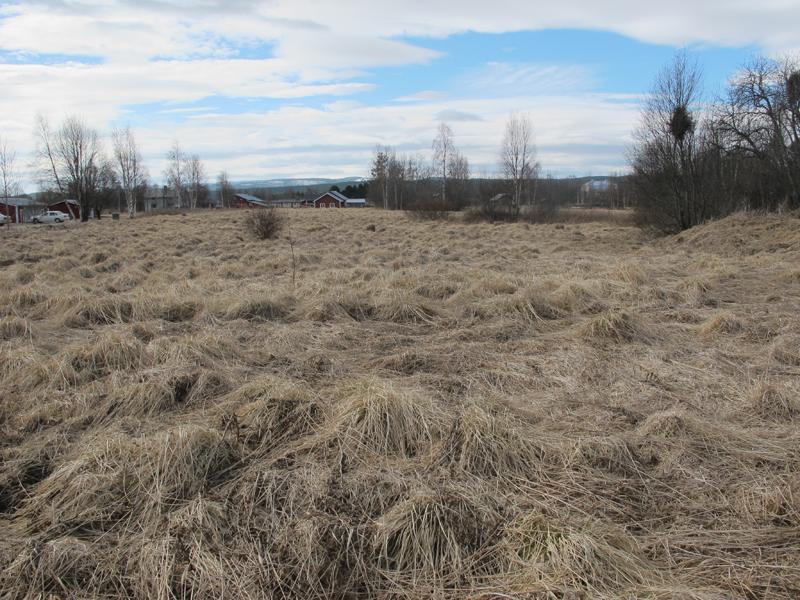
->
<box><xmin>435</xmin><ymin>109</ymin><xmax>483</xmax><ymax>122</ymax></box>
<box><xmin>1</xmin><ymin>0</ymin><xmax>797</xmax><ymax>187</ymax></box>
<box><xmin>127</xmin><ymin>93</ymin><xmax>640</xmax><ymax>181</ymax></box>
<box><xmin>463</xmin><ymin>62</ymin><xmax>593</xmax><ymax>95</ymax></box>
<box><xmin>396</xmin><ymin>91</ymin><xmax>446</xmax><ymax>103</ymax></box>
<box><xmin>4</xmin><ymin>1</ymin><xmax>797</xmax><ymax>63</ymax></box>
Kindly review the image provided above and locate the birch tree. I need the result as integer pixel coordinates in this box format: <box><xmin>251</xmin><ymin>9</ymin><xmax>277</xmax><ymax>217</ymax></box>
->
<box><xmin>432</xmin><ymin>123</ymin><xmax>454</xmax><ymax>206</ymax></box>
<box><xmin>165</xmin><ymin>142</ymin><xmax>186</xmax><ymax>208</ymax></box>
<box><xmin>217</xmin><ymin>171</ymin><xmax>234</xmax><ymax>208</ymax></box>
<box><xmin>112</xmin><ymin>126</ymin><xmax>147</xmax><ymax>218</ymax></box>
<box><xmin>370</xmin><ymin>146</ymin><xmax>390</xmax><ymax>209</ymax></box>
<box><xmin>715</xmin><ymin>55</ymin><xmax>800</xmax><ymax>209</ymax></box>
<box><xmin>0</xmin><ymin>136</ymin><xmax>20</xmax><ymax>200</ymax></box>
<box><xmin>630</xmin><ymin>52</ymin><xmax>705</xmax><ymax>231</ymax></box>
<box><xmin>185</xmin><ymin>154</ymin><xmax>205</xmax><ymax>209</ymax></box>
<box><xmin>500</xmin><ymin>113</ymin><xmax>538</xmax><ymax>215</ymax></box>
<box><xmin>36</xmin><ymin>115</ymin><xmax>102</xmax><ymax>222</ymax></box>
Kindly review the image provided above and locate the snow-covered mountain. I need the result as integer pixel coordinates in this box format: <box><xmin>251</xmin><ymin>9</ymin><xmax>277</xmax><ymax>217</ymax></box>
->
<box><xmin>210</xmin><ymin>177</ymin><xmax>367</xmax><ymax>191</ymax></box>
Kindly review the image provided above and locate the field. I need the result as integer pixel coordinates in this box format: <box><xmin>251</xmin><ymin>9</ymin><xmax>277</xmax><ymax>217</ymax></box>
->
<box><xmin>1</xmin><ymin>208</ymin><xmax>799</xmax><ymax>599</ymax></box>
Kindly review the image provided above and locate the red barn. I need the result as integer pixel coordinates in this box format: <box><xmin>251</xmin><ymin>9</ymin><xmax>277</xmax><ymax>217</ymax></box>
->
<box><xmin>232</xmin><ymin>193</ymin><xmax>270</xmax><ymax>208</ymax></box>
<box><xmin>48</xmin><ymin>199</ymin><xmax>80</xmax><ymax>220</ymax></box>
<box><xmin>313</xmin><ymin>191</ymin><xmax>348</xmax><ymax>208</ymax></box>
<box><xmin>0</xmin><ymin>201</ymin><xmax>22</xmax><ymax>223</ymax></box>
<box><xmin>0</xmin><ymin>197</ymin><xmax>44</xmax><ymax>223</ymax></box>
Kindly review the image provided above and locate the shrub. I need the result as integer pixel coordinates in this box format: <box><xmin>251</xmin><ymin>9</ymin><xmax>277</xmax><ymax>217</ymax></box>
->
<box><xmin>244</xmin><ymin>208</ymin><xmax>284</xmax><ymax>240</ymax></box>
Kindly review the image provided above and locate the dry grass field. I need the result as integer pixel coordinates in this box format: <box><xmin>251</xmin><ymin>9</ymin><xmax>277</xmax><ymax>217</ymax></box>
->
<box><xmin>1</xmin><ymin>208</ymin><xmax>799</xmax><ymax>599</ymax></box>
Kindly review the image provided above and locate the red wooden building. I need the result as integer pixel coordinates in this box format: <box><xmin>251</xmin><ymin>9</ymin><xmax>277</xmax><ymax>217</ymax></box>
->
<box><xmin>0</xmin><ymin>197</ymin><xmax>44</xmax><ymax>223</ymax></box>
<box><xmin>313</xmin><ymin>191</ymin><xmax>346</xmax><ymax>208</ymax></box>
<box><xmin>231</xmin><ymin>193</ymin><xmax>271</xmax><ymax>208</ymax></box>
<box><xmin>48</xmin><ymin>199</ymin><xmax>80</xmax><ymax>220</ymax></box>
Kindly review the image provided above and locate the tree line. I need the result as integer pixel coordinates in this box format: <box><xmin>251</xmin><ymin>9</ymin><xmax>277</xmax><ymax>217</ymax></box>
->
<box><xmin>631</xmin><ymin>52</ymin><xmax>800</xmax><ymax>232</ymax></box>
<box><xmin>34</xmin><ymin>116</ymin><xmax>151</xmax><ymax>221</ymax></box>
<box><xmin>368</xmin><ymin>115</ymin><xmax>542</xmax><ymax>219</ymax></box>
<box><xmin>0</xmin><ymin>116</ymin><xmax>227</xmax><ymax>221</ymax></box>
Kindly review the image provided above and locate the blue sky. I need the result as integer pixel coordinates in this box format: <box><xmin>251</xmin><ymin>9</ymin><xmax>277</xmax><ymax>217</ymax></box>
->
<box><xmin>0</xmin><ymin>1</ymin><xmax>797</xmax><ymax>189</ymax></box>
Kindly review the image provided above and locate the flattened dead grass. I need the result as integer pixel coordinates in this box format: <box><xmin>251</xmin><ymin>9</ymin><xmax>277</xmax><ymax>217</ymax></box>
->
<box><xmin>1</xmin><ymin>209</ymin><xmax>799</xmax><ymax>599</ymax></box>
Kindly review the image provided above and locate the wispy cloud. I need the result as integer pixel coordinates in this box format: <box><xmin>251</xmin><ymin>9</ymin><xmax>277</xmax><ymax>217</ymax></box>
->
<box><xmin>396</xmin><ymin>90</ymin><xmax>446</xmax><ymax>103</ymax></box>
<box><xmin>435</xmin><ymin>109</ymin><xmax>483</xmax><ymax>122</ymax></box>
<box><xmin>463</xmin><ymin>62</ymin><xmax>594</xmax><ymax>96</ymax></box>
<box><xmin>1</xmin><ymin>0</ymin><xmax>796</xmax><ymax>186</ymax></box>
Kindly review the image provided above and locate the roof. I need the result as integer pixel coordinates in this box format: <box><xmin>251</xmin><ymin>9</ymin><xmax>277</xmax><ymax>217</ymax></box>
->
<box><xmin>144</xmin><ymin>188</ymin><xmax>178</xmax><ymax>199</ymax></box>
<box><xmin>50</xmin><ymin>198</ymin><xmax>79</xmax><ymax>206</ymax></box>
<box><xmin>271</xmin><ymin>198</ymin><xmax>310</xmax><ymax>205</ymax></box>
<box><xmin>234</xmin><ymin>193</ymin><xmax>271</xmax><ymax>207</ymax></box>
<box><xmin>1</xmin><ymin>197</ymin><xmax>42</xmax><ymax>207</ymax></box>
<box><xmin>344</xmin><ymin>198</ymin><xmax>367</xmax><ymax>205</ymax></box>
<box><xmin>234</xmin><ymin>193</ymin><xmax>263</xmax><ymax>202</ymax></box>
<box><xmin>315</xmin><ymin>190</ymin><xmax>349</xmax><ymax>204</ymax></box>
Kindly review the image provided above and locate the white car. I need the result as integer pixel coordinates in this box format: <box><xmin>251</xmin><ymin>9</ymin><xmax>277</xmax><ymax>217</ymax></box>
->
<box><xmin>0</xmin><ymin>213</ymin><xmax>7</xmax><ymax>226</ymax></box>
<box><xmin>31</xmin><ymin>210</ymin><xmax>70</xmax><ymax>224</ymax></box>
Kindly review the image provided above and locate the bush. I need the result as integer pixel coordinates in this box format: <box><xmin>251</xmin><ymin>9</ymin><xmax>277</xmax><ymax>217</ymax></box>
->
<box><xmin>461</xmin><ymin>200</ymin><xmax>560</xmax><ymax>224</ymax></box>
<box><xmin>244</xmin><ymin>209</ymin><xmax>284</xmax><ymax>240</ymax></box>
<box><xmin>406</xmin><ymin>209</ymin><xmax>451</xmax><ymax>221</ymax></box>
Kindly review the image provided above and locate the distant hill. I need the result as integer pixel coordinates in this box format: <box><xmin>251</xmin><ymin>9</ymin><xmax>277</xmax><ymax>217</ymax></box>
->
<box><xmin>210</xmin><ymin>177</ymin><xmax>367</xmax><ymax>193</ymax></box>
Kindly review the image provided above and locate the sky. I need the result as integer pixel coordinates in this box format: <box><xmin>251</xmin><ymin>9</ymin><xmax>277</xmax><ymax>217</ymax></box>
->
<box><xmin>1</xmin><ymin>0</ymin><xmax>798</xmax><ymax>190</ymax></box>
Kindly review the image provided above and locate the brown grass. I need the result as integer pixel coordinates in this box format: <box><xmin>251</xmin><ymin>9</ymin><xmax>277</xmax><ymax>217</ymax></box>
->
<box><xmin>1</xmin><ymin>209</ymin><xmax>799</xmax><ymax>599</ymax></box>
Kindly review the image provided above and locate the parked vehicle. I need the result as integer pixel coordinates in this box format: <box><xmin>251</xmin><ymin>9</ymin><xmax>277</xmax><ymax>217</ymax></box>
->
<box><xmin>31</xmin><ymin>211</ymin><xmax>70</xmax><ymax>224</ymax></box>
<box><xmin>0</xmin><ymin>213</ymin><xmax>7</xmax><ymax>226</ymax></box>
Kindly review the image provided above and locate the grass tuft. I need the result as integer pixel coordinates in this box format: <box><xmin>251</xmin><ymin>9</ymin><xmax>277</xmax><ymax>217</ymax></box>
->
<box><xmin>578</xmin><ymin>310</ymin><xmax>642</xmax><ymax>342</ymax></box>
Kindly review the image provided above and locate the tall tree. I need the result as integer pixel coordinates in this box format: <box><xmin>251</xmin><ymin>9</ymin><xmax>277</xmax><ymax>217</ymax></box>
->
<box><xmin>715</xmin><ymin>56</ymin><xmax>800</xmax><ymax>209</ymax></box>
<box><xmin>35</xmin><ymin>115</ymin><xmax>63</xmax><ymax>194</ymax></box>
<box><xmin>447</xmin><ymin>150</ymin><xmax>471</xmax><ymax>208</ymax></box>
<box><xmin>165</xmin><ymin>142</ymin><xmax>186</xmax><ymax>208</ymax></box>
<box><xmin>36</xmin><ymin>115</ymin><xmax>102</xmax><ymax>222</ymax></box>
<box><xmin>185</xmin><ymin>154</ymin><xmax>205</xmax><ymax>209</ymax></box>
<box><xmin>432</xmin><ymin>123</ymin><xmax>454</xmax><ymax>206</ymax></box>
<box><xmin>369</xmin><ymin>146</ymin><xmax>390</xmax><ymax>209</ymax></box>
<box><xmin>112</xmin><ymin>126</ymin><xmax>147</xmax><ymax>218</ymax></box>
<box><xmin>500</xmin><ymin>113</ymin><xmax>538</xmax><ymax>216</ymax></box>
<box><xmin>217</xmin><ymin>171</ymin><xmax>234</xmax><ymax>208</ymax></box>
<box><xmin>0</xmin><ymin>136</ymin><xmax>20</xmax><ymax>200</ymax></box>
<box><xmin>630</xmin><ymin>52</ymin><xmax>706</xmax><ymax>231</ymax></box>
<box><xmin>387</xmin><ymin>152</ymin><xmax>406</xmax><ymax>210</ymax></box>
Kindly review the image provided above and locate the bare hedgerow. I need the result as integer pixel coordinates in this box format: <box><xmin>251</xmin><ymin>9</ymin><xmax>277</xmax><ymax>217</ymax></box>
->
<box><xmin>244</xmin><ymin>208</ymin><xmax>284</xmax><ymax>240</ymax></box>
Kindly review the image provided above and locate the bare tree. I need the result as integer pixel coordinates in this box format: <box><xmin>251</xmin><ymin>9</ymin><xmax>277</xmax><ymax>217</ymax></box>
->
<box><xmin>165</xmin><ymin>142</ymin><xmax>186</xmax><ymax>208</ymax></box>
<box><xmin>112</xmin><ymin>126</ymin><xmax>147</xmax><ymax>218</ymax></box>
<box><xmin>447</xmin><ymin>150</ymin><xmax>471</xmax><ymax>207</ymax></box>
<box><xmin>387</xmin><ymin>152</ymin><xmax>407</xmax><ymax>210</ymax></box>
<box><xmin>35</xmin><ymin>115</ymin><xmax>102</xmax><ymax>222</ymax></box>
<box><xmin>35</xmin><ymin>115</ymin><xmax>63</xmax><ymax>194</ymax></box>
<box><xmin>217</xmin><ymin>171</ymin><xmax>234</xmax><ymax>208</ymax></box>
<box><xmin>369</xmin><ymin>146</ymin><xmax>391</xmax><ymax>209</ymax></box>
<box><xmin>500</xmin><ymin>113</ymin><xmax>538</xmax><ymax>216</ymax></box>
<box><xmin>630</xmin><ymin>52</ymin><xmax>707</xmax><ymax>231</ymax></box>
<box><xmin>0</xmin><ymin>136</ymin><xmax>21</xmax><ymax>200</ymax></box>
<box><xmin>715</xmin><ymin>55</ymin><xmax>800</xmax><ymax>209</ymax></box>
<box><xmin>432</xmin><ymin>123</ymin><xmax>454</xmax><ymax>206</ymax></box>
<box><xmin>91</xmin><ymin>157</ymin><xmax>119</xmax><ymax>219</ymax></box>
<box><xmin>185</xmin><ymin>154</ymin><xmax>205</xmax><ymax>209</ymax></box>
<box><xmin>0</xmin><ymin>136</ymin><xmax>21</xmax><ymax>228</ymax></box>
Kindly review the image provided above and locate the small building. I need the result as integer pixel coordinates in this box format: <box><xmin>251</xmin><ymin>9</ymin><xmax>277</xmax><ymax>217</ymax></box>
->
<box><xmin>0</xmin><ymin>197</ymin><xmax>45</xmax><ymax>223</ymax></box>
<box><xmin>344</xmin><ymin>198</ymin><xmax>367</xmax><ymax>208</ymax></box>
<box><xmin>48</xmin><ymin>199</ymin><xmax>81</xmax><ymax>220</ymax></box>
<box><xmin>144</xmin><ymin>186</ymin><xmax>180</xmax><ymax>212</ymax></box>
<box><xmin>270</xmin><ymin>198</ymin><xmax>312</xmax><ymax>208</ymax></box>
<box><xmin>232</xmin><ymin>193</ymin><xmax>270</xmax><ymax>209</ymax></box>
<box><xmin>578</xmin><ymin>179</ymin><xmax>616</xmax><ymax>207</ymax></box>
<box><xmin>313</xmin><ymin>190</ymin><xmax>350</xmax><ymax>208</ymax></box>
